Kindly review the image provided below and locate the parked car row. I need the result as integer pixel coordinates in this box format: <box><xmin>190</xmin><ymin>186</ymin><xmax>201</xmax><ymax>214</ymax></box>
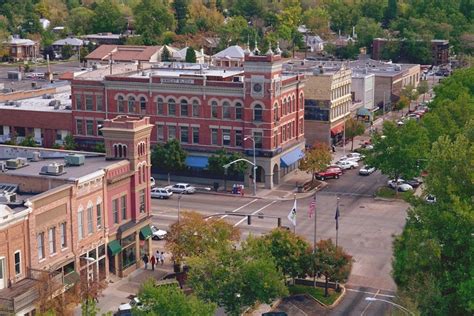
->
<box><xmin>387</xmin><ymin>178</ymin><xmax>423</xmax><ymax>192</ymax></box>
<box><xmin>316</xmin><ymin>152</ymin><xmax>376</xmax><ymax>181</ymax></box>
<box><xmin>151</xmin><ymin>182</ymin><xmax>197</xmax><ymax>199</ymax></box>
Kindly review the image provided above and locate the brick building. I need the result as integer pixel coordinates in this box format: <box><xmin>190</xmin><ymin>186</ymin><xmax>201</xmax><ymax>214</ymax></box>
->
<box><xmin>3</xmin><ymin>36</ymin><xmax>39</xmax><ymax>62</ymax></box>
<box><xmin>71</xmin><ymin>50</ymin><xmax>306</xmax><ymax>189</ymax></box>
<box><xmin>0</xmin><ymin>116</ymin><xmax>153</xmax><ymax>315</ymax></box>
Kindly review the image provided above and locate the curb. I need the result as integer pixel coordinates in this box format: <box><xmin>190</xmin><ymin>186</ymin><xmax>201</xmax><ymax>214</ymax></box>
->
<box><xmin>327</xmin><ymin>284</ymin><xmax>346</xmax><ymax>309</ymax></box>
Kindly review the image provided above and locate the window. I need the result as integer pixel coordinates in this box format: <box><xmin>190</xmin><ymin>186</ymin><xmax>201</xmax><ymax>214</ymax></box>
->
<box><xmin>300</xmin><ymin>94</ymin><xmax>304</xmax><ymax>109</ymax></box>
<box><xmin>168</xmin><ymin>126</ymin><xmax>176</xmax><ymax>140</ymax></box>
<box><xmin>60</xmin><ymin>223</ymin><xmax>67</xmax><ymax>248</ymax></box>
<box><xmin>192</xmin><ymin>100</ymin><xmax>199</xmax><ymax>117</ymax></box>
<box><xmin>157</xmin><ymin>98</ymin><xmax>164</xmax><ymax>115</ymax></box>
<box><xmin>97</xmin><ymin>120</ymin><xmax>104</xmax><ymax>136</ymax></box>
<box><xmin>121</xmin><ymin>195</ymin><xmax>127</xmax><ymax>220</ymax></box>
<box><xmin>273</xmin><ymin>103</ymin><xmax>279</xmax><ymax>121</ymax></box>
<box><xmin>235</xmin><ymin>102</ymin><xmax>243</xmax><ymax>120</ymax></box>
<box><xmin>192</xmin><ymin>127</ymin><xmax>199</xmax><ymax>143</ymax></box>
<box><xmin>78</xmin><ymin>209</ymin><xmax>84</xmax><ymax>240</ymax></box>
<box><xmin>113</xmin><ymin>199</ymin><xmax>119</xmax><ymax>224</ymax></box>
<box><xmin>299</xmin><ymin>118</ymin><xmax>304</xmax><ymax>134</ymax></box>
<box><xmin>274</xmin><ymin>129</ymin><xmax>278</xmax><ymax>147</ymax></box>
<box><xmin>282</xmin><ymin>99</ymin><xmax>286</xmax><ymax>115</ymax></box>
<box><xmin>223</xmin><ymin>101</ymin><xmax>231</xmax><ymax>119</ymax></box>
<box><xmin>211</xmin><ymin>128</ymin><xmax>218</xmax><ymax>145</ymax></box>
<box><xmin>87</xmin><ymin>206</ymin><xmax>93</xmax><ymax>234</ymax></box>
<box><xmin>117</xmin><ymin>96</ymin><xmax>125</xmax><ymax>112</ymax></box>
<box><xmin>86</xmin><ymin>120</ymin><xmax>94</xmax><ymax>136</ymax></box>
<box><xmin>139</xmin><ymin>189</ymin><xmax>145</xmax><ymax>213</ymax></box>
<box><xmin>128</xmin><ymin>96</ymin><xmax>135</xmax><ymax>113</ymax></box>
<box><xmin>37</xmin><ymin>233</ymin><xmax>45</xmax><ymax>260</ymax></box>
<box><xmin>157</xmin><ymin>125</ymin><xmax>164</xmax><ymax>142</ymax></box>
<box><xmin>75</xmin><ymin>95</ymin><xmax>82</xmax><ymax>110</ymax></box>
<box><xmin>86</xmin><ymin>95</ymin><xmax>93</xmax><ymax>111</ymax></box>
<box><xmin>223</xmin><ymin>129</ymin><xmax>231</xmax><ymax>146</ymax></box>
<box><xmin>49</xmin><ymin>227</ymin><xmax>56</xmax><ymax>254</ymax></box>
<box><xmin>235</xmin><ymin>130</ymin><xmax>243</xmax><ymax>147</ymax></box>
<box><xmin>168</xmin><ymin>99</ymin><xmax>176</xmax><ymax>116</ymax></box>
<box><xmin>254</xmin><ymin>105</ymin><xmax>263</xmax><ymax>121</ymax></box>
<box><xmin>211</xmin><ymin>101</ymin><xmax>218</xmax><ymax>118</ymax></box>
<box><xmin>14</xmin><ymin>251</ymin><xmax>21</xmax><ymax>275</ymax></box>
<box><xmin>254</xmin><ymin>131</ymin><xmax>263</xmax><ymax>149</ymax></box>
<box><xmin>96</xmin><ymin>95</ymin><xmax>103</xmax><ymax>111</ymax></box>
<box><xmin>76</xmin><ymin>120</ymin><xmax>83</xmax><ymax>135</ymax></box>
<box><xmin>180</xmin><ymin>126</ymin><xmax>189</xmax><ymax>143</ymax></box>
<box><xmin>139</xmin><ymin>97</ymin><xmax>147</xmax><ymax>112</ymax></box>
<box><xmin>180</xmin><ymin>100</ymin><xmax>188</xmax><ymax>116</ymax></box>
<box><xmin>287</xmin><ymin>98</ymin><xmax>291</xmax><ymax>113</ymax></box>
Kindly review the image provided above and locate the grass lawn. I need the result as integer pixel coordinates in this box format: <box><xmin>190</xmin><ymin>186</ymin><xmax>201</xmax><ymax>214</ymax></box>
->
<box><xmin>375</xmin><ymin>187</ymin><xmax>413</xmax><ymax>200</ymax></box>
<box><xmin>288</xmin><ymin>284</ymin><xmax>341</xmax><ymax>306</ymax></box>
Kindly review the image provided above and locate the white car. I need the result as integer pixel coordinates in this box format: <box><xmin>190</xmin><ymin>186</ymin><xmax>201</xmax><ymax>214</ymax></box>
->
<box><xmin>336</xmin><ymin>160</ymin><xmax>359</xmax><ymax>170</ymax></box>
<box><xmin>359</xmin><ymin>165</ymin><xmax>376</xmax><ymax>175</ymax></box>
<box><xmin>150</xmin><ymin>177</ymin><xmax>156</xmax><ymax>188</ymax></box>
<box><xmin>165</xmin><ymin>183</ymin><xmax>196</xmax><ymax>194</ymax></box>
<box><xmin>387</xmin><ymin>179</ymin><xmax>413</xmax><ymax>192</ymax></box>
<box><xmin>340</xmin><ymin>152</ymin><xmax>364</xmax><ymax>162</ymax></box>
<box><xmin>118</xmin><ymin>297</ymin><xmax>142</xmax><ymax>315</ymax></box>
<box><xmin>425</xmin><ymin>194</ymin><xmax>437</xmax><ymax>204</ymax></box>
<box><xmin>151</xmin><ymin>225</ymin><xmax>167</xmax><ymax>240</ymax></box>
<box><xmin>150</xmin><ymin>187</ymin><xmax>173</xmax><ymax>199</ymax></box>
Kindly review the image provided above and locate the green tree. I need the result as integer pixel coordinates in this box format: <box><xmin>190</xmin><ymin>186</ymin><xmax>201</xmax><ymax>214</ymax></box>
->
<box><xmin>68</xmin><ymin>7</ymin><xmax>95</xmax><ymax>35</ymax></box>
<box><xmin>135</xmin><ymin>280</ymin><xmax>216</xmax><ymax>315</ymax></box>
<box><xmin>91</xmin><ymin>0</ymin><xmax>126</xmax><ymax>34</ymax></box>
<box><xmin>365</xmin><ymin>120</ymin><xmax>430</xmax><ymax>193</ymax></box>
<box><xmin>335</xmin><ymin>43</ymin><xmax>360</xmax><ymax>60</ymax></box>
<box><xmin>303</xmin><ymin>7</ymin><xmax>330</xmax><ymax>38</ymax></box>
<box><xmin>185</xmin><ymin>47</ymin><xmax>196</xmax><ymax>63</ymax></box>
<box><xmin>151</xmin><ymin>139</ymin><xmax>187</xmax><ymax>174</ymax></box>
<box><xmin>299</xmin><ymin>142</ymin><xmax>332</xmax><ymax>182</ymax></box>
<box><xmin>161</xmin><ymin>46</ymin><xmax>171</xmax><ymax>61</ymax></box>
<box><xmin>173</xmin><ymin>0</ymin><xmax>188</xmax><ymax>34</ymax></box>
<box><xmin>133</xmin><ymin>0</ymin><xmax>175</xmax><ymax>45</ymax></box>
<box><xmin>61</xmin><ymin>44</ymin><xmax>74</xmax><ymax>60</ymax></box>
<box><xmin>360</xmin><ymin>0</ymin><xmax>385</xmax><ymax>22</ymax></box>
<box><xmin>207</xmin><ymin>149</ymin><xmax>247</xmax><ymax>178</ymax></box>
<box><xmin>400</xmin><ymin>84</ymin><xmax>419</xmax><ymax>112</ymax></box>
<box><xmin>345</xmin><ymin>117</ymin><xmax>366</xmax><ymax>151</ymax></box>
<box><xmin>63</xmin><ymin>134</ymin><xmax>76</xmax><ymax>150</ymax></box>
<box><xmin>188</xmin><ymin>243</ymin><xmax>288</xmax><ymax>316</ymax></box>
<box><xmin>355</xmin><ymin>17</ymin><xmax>383</xmax><ymax>52</ymax></box>
<box><xmin>165</xmin><ymin>211</ymin><xmax>240</xmax><ymax>263</ymax></box>
<box><xmin>393</xmin><ymin>96</ymin><xmax>409</xmax><ymax>113</ymax></box>
<box><xmin>416</xmin><ymin>80</ymin><xmax>429</xmax><ymax>103</ymax></box>
<box><xmin>313</xmin><ymin>239</ymin><xmax>353</xmax><ymax>297</ymax></box>
<box><xmin>230</xmin><ymin>0</ymin><xmax>264</xmax><ymax>20</ymax></box>
<box><xmin>19</xmin><ymin>135</ymin><xmax>37</xmax><ymax>147</ymax></box>
<box><xmin>383</xmin><ymin>0</ymin><xmax>397</xmax><ymax>27</ymax></box>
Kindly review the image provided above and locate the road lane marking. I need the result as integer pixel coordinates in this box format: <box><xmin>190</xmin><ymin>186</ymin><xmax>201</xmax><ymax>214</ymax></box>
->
<box><xmin>346</xmin><ymin>288</ymin><xmax>395</xmax><ymax>298</ymax></box>
<box><xmin>219</xmin><ymin>199</ymin><xmax>259</xmax><ymax>220</ymax></box>
<box><xmin>361</xmin><ymin>289</ymin><xmax>380</xmax><ymax>316</ymax></box>
<box><xmin>233</xmin><ymin>200</ymin><xmax>277</xmax><ymax>227</ymax></box>
<box><xmin>319</xmin><ymin>191</ymin><xmax>373</xmax><ymax>197</ymax></box>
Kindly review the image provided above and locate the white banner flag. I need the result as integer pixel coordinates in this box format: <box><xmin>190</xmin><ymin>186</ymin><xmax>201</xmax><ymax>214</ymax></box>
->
<box><xmin>287</xmin><ymin>198</ymin><xmax>297</xmax><ymax>226</ymax></box>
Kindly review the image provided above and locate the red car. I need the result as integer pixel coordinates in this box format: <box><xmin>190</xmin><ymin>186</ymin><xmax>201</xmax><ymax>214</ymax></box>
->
<box><xmin>315</xmin><ymin>167</ymin><xmax>343</xmax><ymax>181</ymax></box>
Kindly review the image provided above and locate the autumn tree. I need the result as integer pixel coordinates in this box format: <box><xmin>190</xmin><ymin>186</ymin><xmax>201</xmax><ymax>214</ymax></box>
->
<box><xmin>165</xmin><ymin>211</ymin><xmax>240</xmax><ymax>263</ymax></box>
<box><xmin>299</xmin><ymin>142</ymin><xmax>332</xmax><ymax>182</ymax></box>
<box><xmin>345</xmin><ymin>118</ymin><xmax>366</xmax><ymax>151</ymax></box>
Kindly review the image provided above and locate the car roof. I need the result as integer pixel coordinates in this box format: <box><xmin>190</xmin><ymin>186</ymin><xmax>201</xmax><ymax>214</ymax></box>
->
<box><xmin>175</xmin><ymin>183</ymin><xmax>189</xmax><ymax>186</ymax></box>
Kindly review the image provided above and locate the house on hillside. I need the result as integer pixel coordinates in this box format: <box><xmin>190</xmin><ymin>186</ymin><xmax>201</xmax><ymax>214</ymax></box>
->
<box><xmin>3</xmin><ymin>36</ymin><xmax>39</xmax><ymax>61</ymax></box>
<box><xmin>52</xmin><ymin>37</ymin><xmax>89</xmax><ymax>54</ymax></box>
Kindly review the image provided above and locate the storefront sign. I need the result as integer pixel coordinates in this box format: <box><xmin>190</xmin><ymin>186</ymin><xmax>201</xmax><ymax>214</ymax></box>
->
<box><xmin>161</xmin><ymin>78</ymin><xmax>195</xmax><ymax>84</ymax></box>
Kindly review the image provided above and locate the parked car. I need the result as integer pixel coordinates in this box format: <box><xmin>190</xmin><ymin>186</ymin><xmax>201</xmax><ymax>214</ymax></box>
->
<box><xmin>150</xmin><ymin>177</ymin><xmax>156</xmax><ymax>188</ymax></box>
<box><xmin>425</xmin><ymin>194</ymin><xmax>437</xmax><ymax>204</ymax></box>
<box><xmin>405</xmin><ymin>178</ymin><xmax>422</xmax><ymax>188</ymax></box>
<box><xmin>150</xmin><ymin>187</ymin><xmax>173</xmax><ymax>199</ymax></box>
<box><xmin>388</xmin><ymin>179</ymin><xmax>413</xmax><ymax>192</ymax></box>
<box><xmin>315</xmin><ymin>167</ymin><xmax>343</xmax><ymax>180</ymax></box>
<box><xmin>340</xmin><ymin>152</ymin><xmax>364</xmax><ymax>162</ymax></box>
<box><xmin>336</xmin><ymin>160</ymin><xmax>359</xmax><ymax>170</ymax></box>
<box><xmin>387</xmin><ymin>179</ymin><xmax>405</xmax><ymax>189</ymax></box>
<box><xmin>117</xmin><ymin>297</ymin><xmax>143</xmax><ymax>315</ymax></box>
<box><xmin>359</xmin><ymin>165</ymin><xmax>376</xmax><ymax>175</ymax></box>
<box><xmin>151</xmin><ymin>225</ymin><xmax>167</xmax><ymax>240</ymax></box>
<box><xmin>165</xmin><ymin>183</ymin><xmax>196</xmax><ymax>194</ymax></box>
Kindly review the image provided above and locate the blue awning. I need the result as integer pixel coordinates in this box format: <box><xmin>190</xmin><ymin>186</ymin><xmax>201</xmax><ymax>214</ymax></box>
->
<box><xmin>280</xmin><ymin>148</ymin><xmax>304</xmax><ymax>168</ymax></box>
<box><xmin>185</xmin><ymin>156</ymin><xmax>209</xmax><ymax>168</ymax></box>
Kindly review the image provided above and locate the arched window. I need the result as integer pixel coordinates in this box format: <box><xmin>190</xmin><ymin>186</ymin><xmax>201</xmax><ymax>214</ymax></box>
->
<box><xmin>140</xmin><ymin>97</ymin><xmax>147</xmax><ymax>112</ymax></box>
<box><xmin>128</xmin><ymin>96</ymin><xmax>135</xmax><ymax>113</ymax></box>
<box><xmin>168</xmin><ymin>98</ymin><xmax>176</xmax><ymax>116</ymax></box>
<box><xmin>273</xmin><ymin>102</ymin><xmax>279</xmax><ymax>122</ymax></box>
<box><xmin>292</xmin><ymin>96</ymin><xmax>296</xmax><ymax>112</ymax></box>
<box><xmin>282</xmin><ymin>99</ymin><xmax>287</xmax><ymax>115</ymax></box>
<box><xmin>114</xmin><ymin>144</ymin><xmax>118</xmax><ymax>157</ymax></box>
<box><xmin>117</xmin><ymin>96</ymin><xmax>124</xmax><ymax>112</ymax></box>
<box><xmin>287</xmin><ymin>97</ymin><xmax>291</xmax><ymax>113</ymax></box>
<box><xmin>142</xmin><ymin>164</ymin><xmax>146</xmax><ymax>183</ymax></box>
<box><xmin>235</xmin><ymin>102</ymin><xmax>243</xmax><ymax>120</ymax></box>
<box><xmin>123</xmin><ymin>145</ymin><xmax>127</xmax><ymax>158</ymax></box>
<box><xmin>180</xmin><ymin>99</ymin><xmax>188</xmax><ymax>116</ymax></box>
<box><xmin>118</xmin><ymin>145</ymin><xmax>123</xmax><ymax>157</ymax></box>
<box><xmin>300</xmin><ymin>93</ymin><xmax>304</xmax><ymax>109</ymax></box>
<box><xmin>223</xmin><ymin>101</ymin><xmax>231</xmax><ymax>119</ymax></box>
<box><xmin>211</xmin><ymin>101</ymin><xmax>218</xmax><ymax>118</ymax></box>
<box><xmin>254</xmin><ymin>104</ymin><xmax>263</xmax><ymax>122</ymax></box>
<box><xmin>192</xmin><ymin>100</ymin><xmax>200</xmax><ymax>117</ymax></box>
<box><xmin>138</xmin><ymin>166</ymin><xmax>142</xmax><ymax>183</ymax></box>
<box><xmin>156</xmin><ymin>98</ymin><xmax>164</xmax><ymax>115</ymax></box>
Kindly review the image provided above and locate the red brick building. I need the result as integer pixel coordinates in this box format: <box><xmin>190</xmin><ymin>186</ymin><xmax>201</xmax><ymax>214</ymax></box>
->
<box><xmin>71</xmin><ymin>51</ymin><xmax>306</xmax><ymax>189</ymax></box>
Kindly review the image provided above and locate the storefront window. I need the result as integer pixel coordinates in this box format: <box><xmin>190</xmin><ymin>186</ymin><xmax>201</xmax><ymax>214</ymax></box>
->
<box><xmin>122</xmin><ymin>245</ymin><xmax>136</xmax><ymax>269</ymax></box>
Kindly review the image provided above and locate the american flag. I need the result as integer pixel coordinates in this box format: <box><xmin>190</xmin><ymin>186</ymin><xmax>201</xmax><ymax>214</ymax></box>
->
<box><xmin>308</xmin><ymin>195</ymin><xmax>316</xmax><ymax>218</ymax></box>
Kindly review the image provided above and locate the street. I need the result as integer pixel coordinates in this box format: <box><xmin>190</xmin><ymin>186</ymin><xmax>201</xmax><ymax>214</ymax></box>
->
<box><xmin>151</xmin><ymin>167</ymin><xmax>407</xmax><ymax>315</ymax></box>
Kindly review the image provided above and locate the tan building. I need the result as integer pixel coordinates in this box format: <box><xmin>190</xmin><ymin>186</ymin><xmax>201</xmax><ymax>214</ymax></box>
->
<box><xmin>301</xmin><ymin>65</ymin><xmax>352</xmax><ymax>146</ymax></box>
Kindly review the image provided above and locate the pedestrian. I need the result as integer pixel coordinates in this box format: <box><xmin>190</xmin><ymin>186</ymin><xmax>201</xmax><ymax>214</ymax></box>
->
<box><xmin>156</xmin><ymin>250</ymin><xmax>160</xmax><ymax>262</ymax></box>
<box><xmin>160</xmin><ymin>252</ymin><xmax>165</xmax><ymax>265</ymax></box>
<box><xmin>142</xmin><ymin>253</ymin><xmax>149</xmax><ymax>270</ymax></box>
<box><xmin>150</xmin><ymin>253</ymin><xmax>156</xmax><ymax>271</ymax></box>
<box><xmin>332</xmin><ymin>144</ymin><xmax>336</xmax><ymax>153</ymax></box>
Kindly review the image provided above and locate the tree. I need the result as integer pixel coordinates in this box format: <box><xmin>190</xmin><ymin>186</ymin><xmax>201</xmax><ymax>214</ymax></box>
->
<box><xmin>185</xmin><ymin>47</ymin><xmax>196</xmax><ymax>63</ymax></box>
<box><xmin>165</xmin><ymin>211</ymin><xmax>240</xmax><ymax>263</ymax></box>
<box><xmin>61</xmin><ymin>44</ymin><xmax>74</xmax><ymax>60</ymax></box>
<box><xmin>161</xmin><ymin>46</ymin><xmax>171</xmax><ymax>61</ymax></box>
<box><xmin>173</xmin><ymin>0</ymin><xmax>188</xmax><ymax>34</ymax></box>
<box><xmin>393</xmin><ymin>96</ymin><xmax>409</xmax><ymax>113</ymax></box>
<box><xmin>365</xmin><ymin>120</ymin><xmax>430</xmax><ymax>194</ymax></box>
<box><xmin>63</xmin><ymin>134</ymin><xmax>76</xmax><ymax>150</ymax></box>
<box><xmin>133</xmin><ymin>0</ymin><xmax>175</xmax><ymax>45</ymax></box>
<box><xmin>35</xmin><ymin>0</ymin><xmax>69</xmax><ymax>25</ymax></box>
<box><xmin>416</xmin><ymin>80</ymin><xmax>429</xmax><ymax>103</ymax></box>
<box><xmin>135</xmin><ymin>280</ymin><xmax>216</xmax><ymax>315</ymax></box>
<box><xmin>43</xmin><ymin>45</ymin><xmax>55</xmax><ymax>61</ymax></box>
<box><xmin>354</xmin><ymin>17</ymin><xmax>383</xmax><ymax>53</ymax></box>
<box><xmin>91</xmin><ymin>0</ymin><xmax>126</xmax><ymax>34</ymax></box>
<box><xmin>79</xmin><ymin>46</ymin><xmax>89</xmax><ymax>64</ymax></box>
<box><xmin>151</xmin><ymin>139</ymin><xmax>187</xmax><ymax>175</ymax></box>
<box><xmin>299</xmin><ymin>142</ymin><xmax>331</xmax><ymax>182</ymax></box>
<box><xmin>313</xmin><ymin>239</ymin><xmax>353</xmax><ymax>297</ymax></box>
<box><xmin>303</xmin><ymin>7</ymin><xmax>330</xmax><ymax>38</ymax></box>
<box><xmin>207</xmin><ymin>149</ymin><xmax>247</xmax><ymax>178</ymax></box>
<box><xmin>344</xmin><ymin>118</ymin><xmax>366</xmax><ymax>151</ymax></box>
<box><xmin>68</xmin><ymin>7</ymin><xmax>95</xmax><ymax>35</ymax></box>
<box><xmin>188</xmin><ymin>243</ymin><xmax>288</xmax><ymax>316</ymax></box>
<box><xmin>383</xmin><ymin>0</ymin><xmax>397</xmax><ymax>27</ymax></box>
<box><xmin>19</xmin><ymin>135</ymin><xmax>37</xmax><ymax>147</ymax></box>
<box><xmin>400</xmin><ymin>84</ymin><xmax>419</xmax><ymax>112</ymax></box>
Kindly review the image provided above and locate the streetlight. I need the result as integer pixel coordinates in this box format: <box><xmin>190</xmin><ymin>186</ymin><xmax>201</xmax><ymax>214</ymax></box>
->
<box><xmin>365</xmin><ymin>297</ymin><xmax>414</xmax><ymax>315</ymax></box>
<box><xmin>80</xmin><ymin>256</ymin><xmax>96</xmax><ymax>311</ymax></box>
<box><xmin>244</xmin><ymin>136</ymin><xmax>257</xmax><ymax>196</ymax></box>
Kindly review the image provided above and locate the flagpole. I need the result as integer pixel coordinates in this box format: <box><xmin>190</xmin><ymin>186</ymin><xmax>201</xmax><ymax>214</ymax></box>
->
<box><xmin>336</xmin><ymin>197</ymin><xmax>340</xmax><ymax>248</ymax></box>
<box><xmin>293</xmin><ymin>194</ymin><xmax>296</xmax><ymax>234</ymax></box>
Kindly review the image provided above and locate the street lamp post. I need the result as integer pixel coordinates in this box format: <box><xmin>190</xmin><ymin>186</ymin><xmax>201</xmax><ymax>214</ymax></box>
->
<box><xmin>80</xmin><ymin>256</ymin><xmax>96</xmax><ymax>311</ymax></box>
<box><xmin>244</xmin><ymin>136</ymin><xmax>257</xmax><ymax>196</ymax></box>
<box><xmin>365</xmin><ymin>297</ymin><xmax>414</xmax><ymax>315</ymax></box>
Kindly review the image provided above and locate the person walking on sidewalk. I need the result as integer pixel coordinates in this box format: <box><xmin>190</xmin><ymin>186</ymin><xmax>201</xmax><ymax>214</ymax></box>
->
<box><xmin>150</xmin><ymin>253</ymin><xmax>156</xmax><ymax>271</ymax></box>
<box><xmin>142</xmin><ymin>253</ymin><xmax>149</xmax><ymax>270</ymax></box>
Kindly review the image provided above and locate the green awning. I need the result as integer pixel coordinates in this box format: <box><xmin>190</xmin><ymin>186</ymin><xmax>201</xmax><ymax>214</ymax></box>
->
<box><xmin>108</xmin><ymin>240</ymin><xmax>122</xmax><ymax>256</ymax></box>
<box><xmin>140</xmin><ymin>225</ymin><xmax>153</xmax><ymax>240</ymax></box>
<box><xmin>357</xmin><ymin>107</ymin><xmax>372</xmax><ymax>117</ymax></box>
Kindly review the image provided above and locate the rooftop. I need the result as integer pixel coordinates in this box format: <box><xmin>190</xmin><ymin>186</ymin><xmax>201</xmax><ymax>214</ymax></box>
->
<box><xmin>0</xmin><ymin>87</ymin><xmax>72</xmax><ymax>112</ymax></box>
<box><xmin>86</xmin><ymin>44</ymin><xmax>163</xmax><ymax>61</ymax></box>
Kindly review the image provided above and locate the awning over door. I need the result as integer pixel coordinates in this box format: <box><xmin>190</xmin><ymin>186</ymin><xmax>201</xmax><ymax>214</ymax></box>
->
<box><xmin>140</xmin><ymin>225</ymin><xmax>153</xmax><ymax>240</ymax></box>
<box><xmin>331</xmin><ymin>123</ymin><xmax>345</xmax><ymax>136</ymax></box>
<box><xmin>280</xmin><ymin>148</ymin><xmax>304</xmax><ymax>168</ymax></box>
<box><xmin>185</xmin><ymin>156</ymin><xmax>209</xmax><ymax>168</ymax></box>
<box><xmin>108</xmin><ymin>240</ymin><xmax>122</xmax><ymax>256</ymax></box>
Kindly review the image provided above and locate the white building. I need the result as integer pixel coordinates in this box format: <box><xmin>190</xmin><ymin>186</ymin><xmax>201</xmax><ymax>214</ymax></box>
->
<box><xmin>172</xmin><ymin>47</ymin><xmax>208</xmax><ymax>64</ymax></box>
<box><xmin>351</xmin><ymin>71</ymin><xmax>375</xmax><ymax>111</ymax></box>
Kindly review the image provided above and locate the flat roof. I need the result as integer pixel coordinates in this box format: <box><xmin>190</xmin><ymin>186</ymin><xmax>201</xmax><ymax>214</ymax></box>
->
<box><xmin>0</xmin><ymin>87</ymin><xmax>72</xmax><ymax>112</ymax></box>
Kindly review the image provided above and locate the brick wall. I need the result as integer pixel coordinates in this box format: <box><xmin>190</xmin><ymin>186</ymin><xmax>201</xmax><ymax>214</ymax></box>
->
<box><xmin>0</xmin><ymin>220</ymin><xmax>29</xmax><ymax>285</ymax></box>
<box><xmin>0</xmin><ymin>87</ymin><xmax>57</xmax><ymax>103</ymax></box>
